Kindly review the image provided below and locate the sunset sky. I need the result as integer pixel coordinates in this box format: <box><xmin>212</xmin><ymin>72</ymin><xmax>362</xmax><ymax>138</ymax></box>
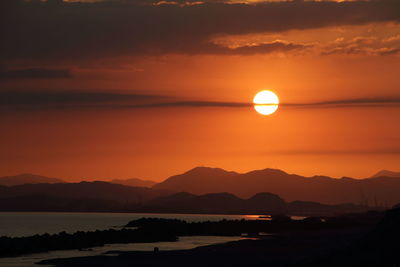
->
<box><xmin>1</xmin><ymin>0</ymin><xmax>399</xmax><ymax>181</ymax></box>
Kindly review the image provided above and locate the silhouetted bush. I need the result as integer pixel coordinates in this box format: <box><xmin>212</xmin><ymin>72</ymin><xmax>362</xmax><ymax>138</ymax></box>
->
<box><xmin>0</xmin><ymin>228</ymin><xmax>177</xmax><ymax>257</ymax></box>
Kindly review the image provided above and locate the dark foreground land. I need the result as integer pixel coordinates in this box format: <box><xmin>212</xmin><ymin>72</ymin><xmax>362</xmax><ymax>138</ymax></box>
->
<box><xmin>38</xmin><ymin>230</ymin><xmax>367</xmax><ymax>267</ymax></box>
<box><xmin>0</xmin><ymin>228</ymin><xmax>177</xmax><ymax>257</ymax></box>
<box><xmin>37</xmin><ymin>208</ymin><xmax>400</xmax><ymax>267</ymax></box>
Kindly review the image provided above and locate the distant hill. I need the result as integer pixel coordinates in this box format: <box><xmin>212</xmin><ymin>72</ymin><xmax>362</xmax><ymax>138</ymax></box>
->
<box><xmin>0</xmin><ymin>181</ymin><xmax>170</xmax><ymax>204</ymax></box>
<box><xmin>371</xmin><ymin>170</ymin><xmax>400</xmax><ymax>178</ymax></box>
<box><xmin>0</xmin><ymin>184</ymin><xmax>370</xmax><ymax>215</ymax></box>
<box><xmin>153</xmin><ymin>167</ymin><xmax>238</xmax><ymax>193</ymax></box>
<box><xmin>0</xmin><ymin>195</ymin><xmax>125</xmax><ymax>212</ymax></box>
<box><xmin>109</xmin><ymin>178</ymin><xmax>156</xmax><ymax>188</ymax></box>
<box><xmin>140</xmin><ymin>191</ymin><xmax>369</xmax><ymax>215</ymax></box>
<box><xmin>153</xmin><ymin>167</ymin><xmax>400</xmax><ymax>206</ymax></box>
<box><xmin>0</xmin><ymin>174</ymin><xmax>64</xmax><ymax>186</ymax></box>
<box><xmin>0</xmin><ymin>174</ymin><xmax>156</xmax><ymax>188</ymax></box>
<box><xmin>145</xmin><ymin>192</ymin><xmax>287</xmax><ymax>214</ymax></box>
<box><xmin>3</xmin><ymin>167</ymin><xmax>400</xmax><ymax>213</ymax></box>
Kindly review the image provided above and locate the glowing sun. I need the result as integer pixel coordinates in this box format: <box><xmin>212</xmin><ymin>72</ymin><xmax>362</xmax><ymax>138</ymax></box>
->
<box><xmin>253</xmin><ymin>90</ymin><xmax>279</xmax><ymax>115</ymax></box>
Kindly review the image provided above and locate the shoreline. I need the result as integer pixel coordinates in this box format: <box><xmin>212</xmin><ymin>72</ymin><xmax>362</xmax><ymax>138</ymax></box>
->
<box><xmin>38</xmin><ymin>228</ymin><xmax>370</xmax><ymax>267</ymax></box>
<box><xmin>0</xmin><ymin>236</ymin><xmax>246</xmax><ymax>267</ymax></box>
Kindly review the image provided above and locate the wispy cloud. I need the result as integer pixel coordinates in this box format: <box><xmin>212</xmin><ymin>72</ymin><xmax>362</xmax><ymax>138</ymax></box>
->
<box><xmin>284</xmin><ymin>98</ymin><xmax>400</xmax><ymax>108</ymax></box>
<box><xmin>268</xmin><ymin>148</ymin><xmax>400</xmax><ymax>155</ymax></box>
<box><xmin>321</xmin><ymin>35</ymin><xmax>400</xmax><ymax>56</ymax></box>
<box><xmin>0</xmin><ymin>91</ymin><xmax>165</xmax><ymax>110</ymax></box>
<box><xmin>0</xmin><ymin>68</ymin><xmax>72</xmax><ymax>80</ymax></box>
<box><xmin>1</xmin><ymin>91</ymin><xmax>400</xmax><ymax>111</ymax></box>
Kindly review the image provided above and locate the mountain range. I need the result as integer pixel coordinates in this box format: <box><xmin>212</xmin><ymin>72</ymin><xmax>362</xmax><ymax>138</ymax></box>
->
<box><xmin>108</xmin><ymin>178</ymin><xmax>156</xmax><ymax>187</ymax></box>
<box><xmin>0</xmin><ymin>174</ymin><xmax>63</xmax><ymax>186</ymax></box>
<box><xmin>0</xmin><ymin>182</ymin><xmax>371</xmax><ymax>215</ymax></box>
<box><xmin>1</xmin><ymin>167</ymin><xmax>400</xmax><ymax>207</ymax></box>
<box><xmin>371</xmin><ymin>170</ymin><xmax>400</xmax><ymax>178</ymax></box>
<box><xmin>0</xmin><ymin>174</ymin><xmax>156</xmax><ymax>188</ymax></box>
<box><xmin>0</xmin><ymin>181</ymin><xmax>169</xmax><ymax>203</ymax></box>
<box><xmin>139</xmin><ymin>191</ymin><xmax>370</xmax><ymax>215</ymax></box>
<box><xmin>153</xmin><ymin>167</ymin><xmax>400</xmax><ymax>206</ymax></box>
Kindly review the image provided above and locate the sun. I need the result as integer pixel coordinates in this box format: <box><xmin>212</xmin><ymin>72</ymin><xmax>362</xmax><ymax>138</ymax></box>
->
<box><xmin>253</xmin><ymin>90</ymin><xmax>279</xmax><ymax>115</ymax></box>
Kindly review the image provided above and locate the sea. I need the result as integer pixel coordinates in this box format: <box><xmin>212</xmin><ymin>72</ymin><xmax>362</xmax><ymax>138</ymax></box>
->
<box><xmin>0</xmin><ymin>212</ymin><xmax>277</xmax><ymax>267</ymax></box>
<box><xmin>0</xmin><ymin>212</ymin><xmax>271</xmax><ymax>237</ymax></box>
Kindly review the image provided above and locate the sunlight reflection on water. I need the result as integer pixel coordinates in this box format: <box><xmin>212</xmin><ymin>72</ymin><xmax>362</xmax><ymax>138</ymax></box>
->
<box><xmin>0</xmin><ymin>236</ymin><xmax>248</xmax><ymax>267</ymax></box>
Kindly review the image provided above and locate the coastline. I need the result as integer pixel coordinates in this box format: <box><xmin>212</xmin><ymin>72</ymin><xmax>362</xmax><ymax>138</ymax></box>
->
<box><xmin>38</xmin><ymin>228</ymin><xmax>369</xmax><ymax>267</ymax></box>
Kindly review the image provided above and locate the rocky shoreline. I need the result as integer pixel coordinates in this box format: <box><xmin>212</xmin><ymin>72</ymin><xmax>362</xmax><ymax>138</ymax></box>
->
<box><xmin>38</xmin><ymin>208</ymin><xmax>400</xmax><ymax>266</ymax></box>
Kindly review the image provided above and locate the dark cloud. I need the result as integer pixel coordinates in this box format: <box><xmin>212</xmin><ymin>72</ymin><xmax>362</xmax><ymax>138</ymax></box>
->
<box><xmin>0</xmin><ymin>68</ymin><xmax>72</xmax><ymax>80</ymax></box>
<box><xmin>122</xmin><ymin>97</ymin><xmax>400</xmax><ymax>111</ymax></box>
<box><xmin>1</xmin><ymin>91</ymin><xmax>399</xmax><ymax>111</ymax></box>
<box><xmin>0</xmin><ymin>0</ymin><xmax>399</xmax><ymax>61</ymax></box>
<box><xmin>128</xmin><ymin>97</ymin><xmax>400</xmax><ymax>109</ymax></box>
<box><xmin>286</xmin><ymin>97</ymin><xmax>400</xmax><ymax>108</ymax></box>
<box><xmin>267</xmin><ymin>148</ymin><xmax>400</xmax><ymax>155</ymax></box>
<box><xmin>0</xmin><ymin>91</ymin><xmax>165</xmax><ymax>110</ymax></box>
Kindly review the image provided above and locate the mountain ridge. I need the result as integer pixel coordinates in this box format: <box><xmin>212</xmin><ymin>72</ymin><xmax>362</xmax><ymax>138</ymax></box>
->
<box><xmin>0</xmin><ymin>184</ymin><xmax>374</xmax><ymax>215</ymax></box>
<box><xmin>109</xmin><ymin>178</ymin><xmax>156</xmax><ymax>187</ymax></box>
<box><xmin>4</xmin><ymin>167</ymin><xmax>400</xmax><ymax>206</ymax></box>
<box><xmin>371</xmin><ymin>170</ymin><xmax>400</xmax><ymax>178</ymax></box>
<box><xmin>153</xmin><ymin>167</ymin><xmax>400</xmax><ymax>205</ymax></box>
<box><xmin>0</xmin><ymin>181</ymin><xmax>171</xmax><ymax>203</ymax></box>
<box><xmin>0</xmin><ymin>174</ymin><xmax>64</xmax><ymax>186</ymax></box>
<box><xmin>0</xmin><ymin>174</ymin><xmax>157</xmax><ymax>188</ymax></box>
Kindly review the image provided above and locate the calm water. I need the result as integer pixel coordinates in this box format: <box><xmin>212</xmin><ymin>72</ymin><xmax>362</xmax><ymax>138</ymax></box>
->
<box><xmin>0</xmin><ymin>236</ymin><xmax>249</xmax><ymax>267</ymax></box>
<box><xmin>0</xmin><ymin>212</ymin><xmax>286</xmax><ymax>267</ymax></box>
<box><xmin>0</xmin><ymin>212</ymin><xmax>267</xmax><ymax>237</ymax></box>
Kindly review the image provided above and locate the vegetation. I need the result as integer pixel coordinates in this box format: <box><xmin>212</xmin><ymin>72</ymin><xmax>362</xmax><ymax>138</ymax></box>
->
<box><xmin>0</xmin><ymin>228</ymin><xmax>177</xmax><ymax>257</ymax></box>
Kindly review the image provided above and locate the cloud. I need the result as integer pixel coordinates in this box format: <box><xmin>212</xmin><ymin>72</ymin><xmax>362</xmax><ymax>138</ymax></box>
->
<box><xmin>377</xmin><ymin>47</ymin><xmax>400</xmax><ymax>55</ymax></box>
<box><xmin>1</xmin><ymin>90</ymin><xmax>400</xmax><ymax>111</ymax></box>
<box><xmin>218</xmin><ymin>41</ymin><xmax>310</xmax><ymax>55</ymax></box>
<box><xmin>286</xmin><ymin>97</ymin><xmax>400</xmax><ymax>108</ymax></box>
<box><xmin>0</xmin><ymin>91</ymin><xmax>165</xmax><ymax>110</ymax></box>
<box><xmin>321</xmin><ymin>35</ymin><xmax>400</xmax><ymax>56</ymax></box>
<box><xmin>0</xmin><ymin>0</ymin><xmax>399</xmax><ymax>61</ymax></box>
<box><xmin>0</xmin><ymin>68</ymin><xmax>72</xmax><ymax>80</ymax></box>
<box><xmin>266</xmin><ymin>148</ymin><xmax>400</xmax><ymax>155</ymax></box>
<box><xmin>132</xmin><ymin>97</ymin><xmax>400</xmax><ymax>109</ymax></box>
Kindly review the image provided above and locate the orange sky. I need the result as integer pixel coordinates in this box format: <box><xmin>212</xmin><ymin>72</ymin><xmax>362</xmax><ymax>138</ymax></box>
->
<box><xmin>0</xmin><ymin>0</ymin><xmax>399</xmax><ymax>181</ymax></box>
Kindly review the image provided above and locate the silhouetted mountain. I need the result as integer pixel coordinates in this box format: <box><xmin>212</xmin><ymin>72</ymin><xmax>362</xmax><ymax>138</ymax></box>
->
<box><xmin>371</xmin><ymin>169</ymin><xmax>400</xmax><ymax>178</ymax></box>
<box><xmin>0</xmin><ymin>195</ymin><xmax>124</xmax><ymax>212</ymax></box>
<box><xmin>0</xmin><ymin>181</ymin><xmax>170</xmax><ymax>204</ymax></box>
<box><xmin>142</xmin><ymin>191</ymin><xmax>368</xmax><ymax>215</ymax></box>
<box><xmin>147</xmin><ymin>192</ymin><xmax>197</xmax><ymax>206</ymax></box>
<box><xmin>153</xmin><ymin>167</ymin><xmax>238</xmax><ymax>193</ymax></box>
<box><xmin>246</xmin><ymin>193</ymin><xmax>286</xmax><ymax>213</ymax></box>
<box><xmin>184</xmin><ymin>193</ymin><xmax>245</xmax><ymax>213</ymax></box>
<box><xmin>145</xmin><ymin>192</ymin><xmax>244</xmax><ymax>214</ymax></box>
<box><xmin>0</xmin><ymin>182</ymin><xmax>370</xmax><ymax>215</ymax></box>
<box><xmin>0</xmin><ymin>174</ymin><xmax>64</xmax><ymax>186</ymax></box>
<box><xmin>109</xmin><ymin>178</ymin><xmax>156</xmax><ymax>188</ymax></box>
<box><xmin>153</xmin><ymin>167</ymin><xmax>400</xmax><ymax>205</ymax></box>
<box><xmin>0</xmin><ymin>174</ymin><xmax>156</xmax><ymax>188</ymax></box>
